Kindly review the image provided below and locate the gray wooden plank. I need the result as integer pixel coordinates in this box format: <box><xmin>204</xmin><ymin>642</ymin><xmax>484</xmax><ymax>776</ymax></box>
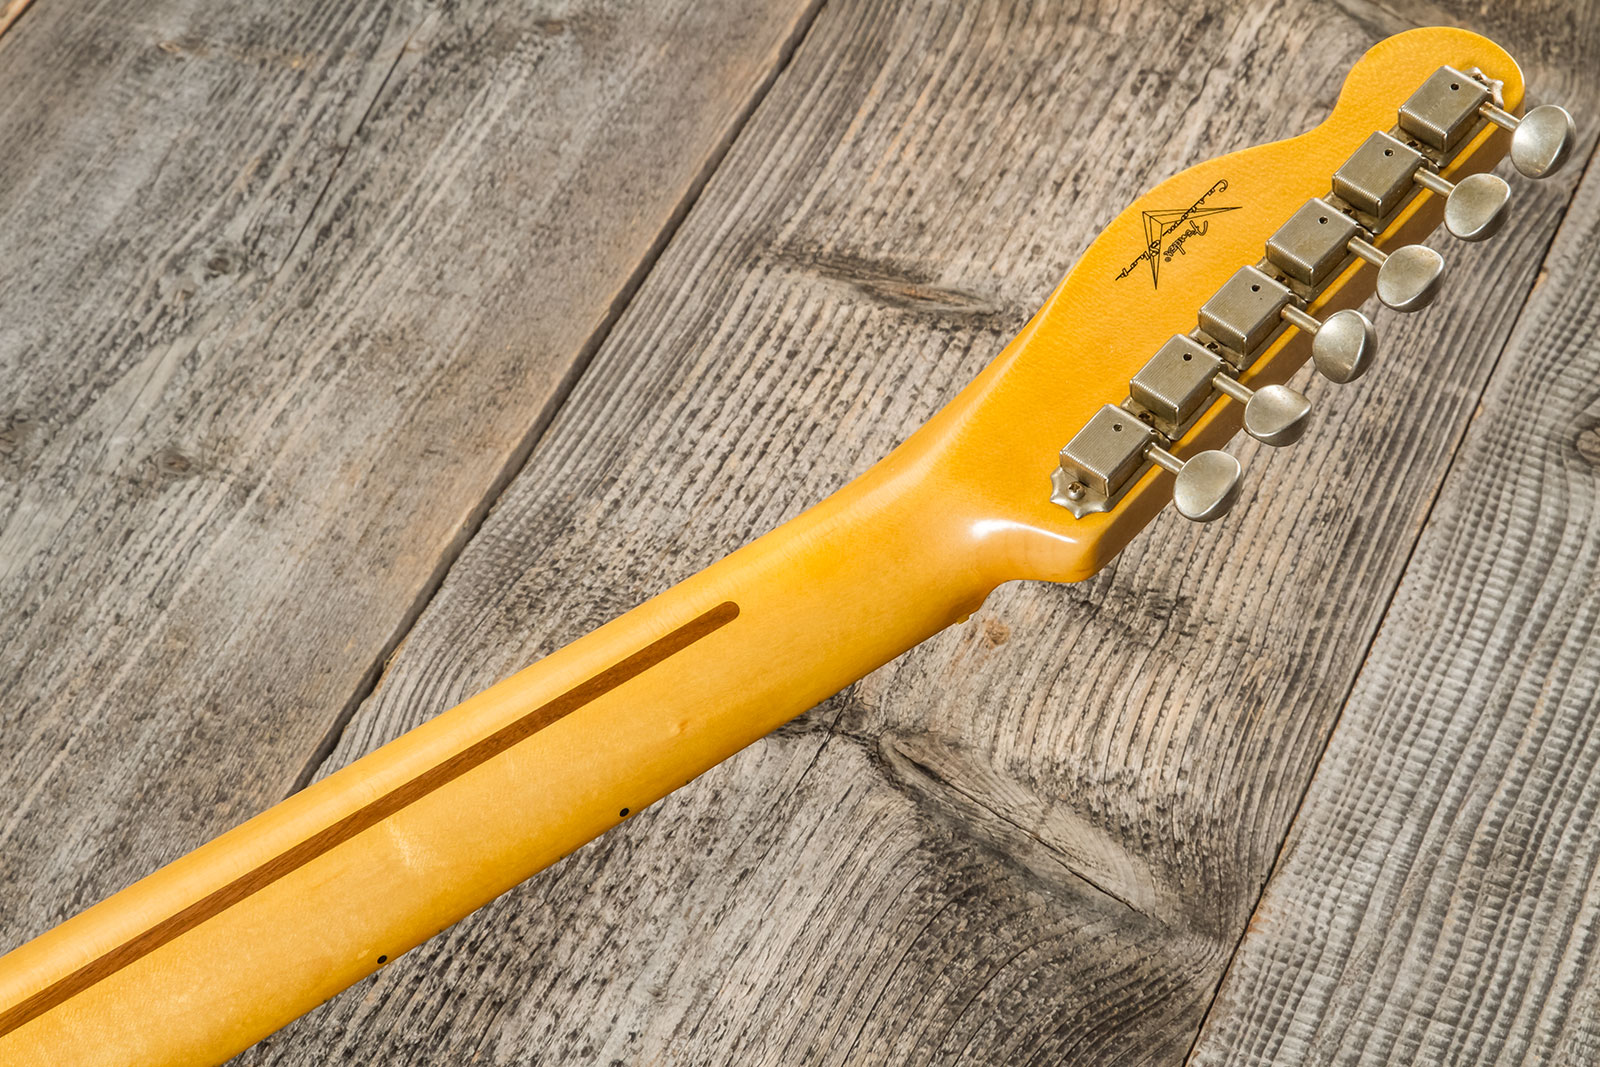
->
<box><xmin>239</xmin><ymin>1</ymin><xmax>1599</xmax><ymax>1063</ymax></box>
<box><xmin>1189</xmin><ymin>65</ymin><xmax>1600</xmax><ymax>1067</ymax></box>
<box><xmin>0</xmin><ymin>0</ymin><xmax>817</xmax><ymax>947</ymax></box>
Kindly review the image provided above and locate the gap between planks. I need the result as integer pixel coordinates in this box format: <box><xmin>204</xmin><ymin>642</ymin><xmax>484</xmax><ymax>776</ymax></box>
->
<box><xmin>286</xmin><ymin>0</ymin><xmax>833</xmax><ymax>796</ymax></box>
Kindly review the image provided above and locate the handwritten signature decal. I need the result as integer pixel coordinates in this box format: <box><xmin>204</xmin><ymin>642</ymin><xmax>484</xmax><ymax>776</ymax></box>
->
<box><xmin>1116</xmin><ymin>179</ymin><xmax>1241</xmax><ymax>288</ymax></box>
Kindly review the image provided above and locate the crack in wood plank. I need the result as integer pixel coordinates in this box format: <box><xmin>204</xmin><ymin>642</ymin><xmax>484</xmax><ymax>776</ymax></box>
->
<box><xmin>8</xmin><ymin>2</ymin><xmax>1600</xmax><ymax>1063</ymax></box>
<box><xmin>1189</xmin><ymin>107</ymin><xmax>1600</xmax><ymax>1067</ymax></box>
<box><xmin>251</xmin><ymin>4</ymin><xmax>1584</xmax><ymax>1062</ymax></box>
<box><xmin>0</xmin><ymin>0</ymin><xmax>828</xmax><ymax>967</ymax></box>
<box><xmin>286</xmin><ymin>0</ymin><xmax>831</xmax><ymax>797</ymax></box>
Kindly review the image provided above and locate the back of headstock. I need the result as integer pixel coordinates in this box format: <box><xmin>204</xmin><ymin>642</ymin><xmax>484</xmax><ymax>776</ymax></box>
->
<box><xmin>904</xmin><ymin>26</ymin><xmax>1575</xmax><ymax>584</ymax></box>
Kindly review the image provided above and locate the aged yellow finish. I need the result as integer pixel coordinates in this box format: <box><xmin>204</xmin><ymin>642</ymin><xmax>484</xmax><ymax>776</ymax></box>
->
<box><xmin>0</xmin><ymin>27</ymin><xmax>1521</xmax><ymax>1066</ymax></box>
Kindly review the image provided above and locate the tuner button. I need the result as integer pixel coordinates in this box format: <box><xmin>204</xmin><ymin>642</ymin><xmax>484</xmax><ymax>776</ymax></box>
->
<box><xmin>1313</xmin><ymin>308</ymin><xmax>1378</xmax><ymax>383</ymax></box>
<box><xmin>1481</xmin><ymin>101</ymin><xmax>1578</xmax><ymax>179</ymax></box>
<box><xmin>1377</xmin><ymin>244</ymin><xmax>1446</xmax><ymax>311</ymax></box>
<box><xmin>1210</xmin><ymin>373</ymin><xmax>1311</xmax><ymax>447</ymax></box>
<box><xmin>1280</xmin><ymin>305</ymin><xmax>1378</xmax><ymax>384</ymax></box>
<box><xmin>1145</xmin><ymin>444</ymin><xmax>1242</xmax><ymax>523</ymax></box>
<box><xmin>1412</xmin><ymin>168</ymin><xmax>1510</xmax><ymax>242</ymax></box>
<box><xmin>1244</xmin><ymin>384</ymin><xmax>1313</xmax><ymax>446</ymax></box>
<box><xmin>1445</xmin><ymin>172</ymin><xmax>1511</xmax><ymax>241</ymax></box>
<box><xmin>1174</xmin><ymin>451</ymin><xmax>1242</xmax><ymax>523</ymax></box>
<box><xmin>1513</xmin><ymin>104</ymin><xmax>1578</xmax><ymax>179</ymax></box>
<box><xmin>1348</xmin><ymin>236</ymin><xmax>1445</xmax><ymax>312</ymax></box>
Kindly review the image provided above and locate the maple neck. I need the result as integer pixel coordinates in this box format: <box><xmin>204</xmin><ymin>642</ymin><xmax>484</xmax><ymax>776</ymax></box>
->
<box><xmin>0</xmin><ymin>453</ymin><xmax>986</xmax><ymax>1063</ymax></box>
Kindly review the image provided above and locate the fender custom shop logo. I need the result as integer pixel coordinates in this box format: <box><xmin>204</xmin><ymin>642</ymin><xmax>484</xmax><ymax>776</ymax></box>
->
<box><xmin>1115</xmin><ymin>178</ymin><xmax>1240</xmax><ymax>289</ymax></box>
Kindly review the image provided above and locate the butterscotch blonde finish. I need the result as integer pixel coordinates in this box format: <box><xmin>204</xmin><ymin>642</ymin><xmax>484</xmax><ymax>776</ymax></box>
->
<box><xmin>0</xmin><ymin>26</ymin><xmax>1521</xmax><ymax>1065</ymax></box>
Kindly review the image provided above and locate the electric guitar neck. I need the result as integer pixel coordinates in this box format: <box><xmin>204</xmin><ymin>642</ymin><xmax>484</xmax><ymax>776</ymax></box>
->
<box><xmin>0</xmin><ymin>25</ymin><xmax>1578</xmax><ymax>1066</ymax></box>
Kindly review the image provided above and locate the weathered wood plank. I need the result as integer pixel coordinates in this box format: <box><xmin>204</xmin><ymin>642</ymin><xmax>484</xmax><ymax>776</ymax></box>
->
<box><xmin>0</xmin><ymin>0</ymin><xmax>816</xmax><ymax>945</ymax></box>
<box><xmin>244</xmin><ymin>1</ymin><xmax>1599</xmax><ymax>1063</ymax></box>
<box><xmin>1189</xmin><ymin>76</ymin><xmax>1600</xmax><ymax>1067</ymax></box>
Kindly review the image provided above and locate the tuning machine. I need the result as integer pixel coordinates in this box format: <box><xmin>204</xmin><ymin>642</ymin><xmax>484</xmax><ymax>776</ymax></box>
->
<box><xmin>1052</xmin><ymin>405</ymin><xmax>1241</xmax><ymax>523</ymax></box>
<box><xmin>1131</xmin><ymin>333</ymin><xmax>1310</xmax><ymax>447</ymax></box>
<box><xmin>1199</xmin><ymin>265</ymin><xmax>1377</xmax><ymax>385</ymax></box>
<box><xmin>1048</xmin><ymin>63</ymin><xmax>1580</xmax><ymax>526</ymax></box>
<box><xmin>1334</xmin><ymin>131</ymin><xmax>1509</xmax><ymax>242</ymax></box>
<box><xmin>1267</xmin><ymin>198</ymin><xmax>1444</xmax><ymax>312</ymax></box>
<box><xmin>1400</xmin><ymin>66</ymin><xmax>1576</xmax><ymax>179</ymax></box>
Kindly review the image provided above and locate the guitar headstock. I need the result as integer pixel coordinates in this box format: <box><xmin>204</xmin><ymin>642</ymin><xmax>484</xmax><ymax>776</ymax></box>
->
<box><xmin>903</xmin><ymin>26</ymin><xmax>1577</xmax><ymax>585</ymax></box>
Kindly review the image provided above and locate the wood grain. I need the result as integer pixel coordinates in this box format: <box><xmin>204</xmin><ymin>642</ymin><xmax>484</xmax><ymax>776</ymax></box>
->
<box><xmin>1190</xmin><ymin>63</ymin><xmax>1600</xmax><ymax>1067</ymax></box>
<box><xmin>228</xmin><ymin>1</ymin><xmax>1599</xmax><ymax>1064</ymax></box>
<box><xmin>0</xmin><ymin>0</ymin><xmax>815</xmax><ymax>952</ymax></box>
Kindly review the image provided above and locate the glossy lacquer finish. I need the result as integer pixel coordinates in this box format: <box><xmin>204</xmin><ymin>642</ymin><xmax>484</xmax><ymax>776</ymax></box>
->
<box><xmin>0</xmin><ymin>27</ymin><xmax>1521</xmax><ymax>1066</ymax></box>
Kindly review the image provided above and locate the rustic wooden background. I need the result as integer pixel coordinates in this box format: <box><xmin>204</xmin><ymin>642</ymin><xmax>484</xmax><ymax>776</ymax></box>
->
<box><xmin>2</xmin><ymin>0</ymin><xmax>1598</xmax><ymax>1063</ymax></box>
